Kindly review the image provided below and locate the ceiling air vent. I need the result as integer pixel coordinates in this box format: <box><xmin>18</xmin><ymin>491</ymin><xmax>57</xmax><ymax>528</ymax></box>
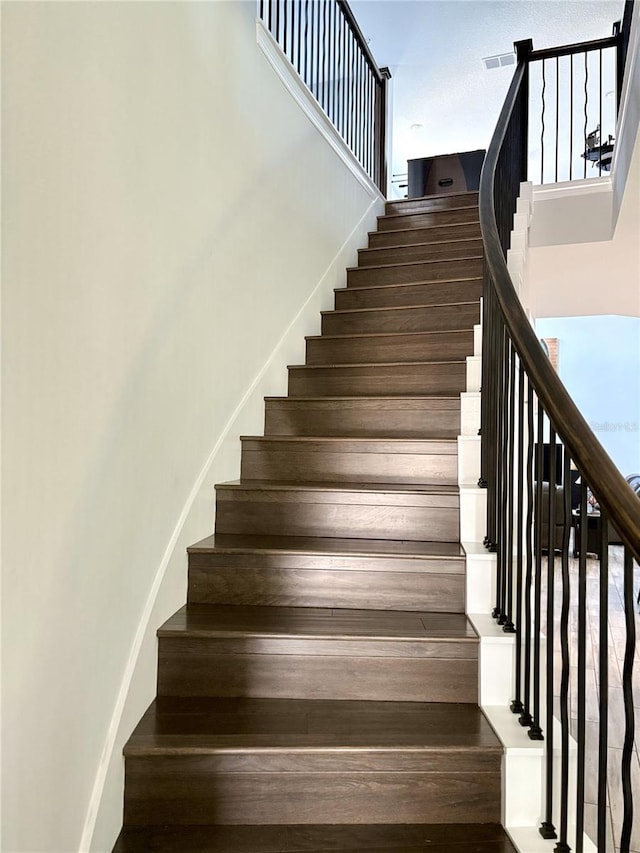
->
<box><xmin>482</xmin><ymin>52</ymin><xmax>516</xmax><ymax>70</ymax></box>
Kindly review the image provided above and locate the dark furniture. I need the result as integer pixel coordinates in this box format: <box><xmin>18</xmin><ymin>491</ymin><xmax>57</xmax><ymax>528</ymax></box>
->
<box><xmin>407</xmin><ymin>149</ymin><xmax>485</xmax><ymax>198</ymax></box>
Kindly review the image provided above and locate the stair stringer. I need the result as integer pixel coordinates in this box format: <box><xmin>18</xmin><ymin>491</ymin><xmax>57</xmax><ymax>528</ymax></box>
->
<box><xmin>460</xmin><ymin>183</ymin><xmax>597</xmax><ymax>853</ymax></box>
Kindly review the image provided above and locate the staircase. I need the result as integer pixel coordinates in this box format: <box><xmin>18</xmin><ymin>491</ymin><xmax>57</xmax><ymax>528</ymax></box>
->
<box><xmin>113</xmin><ymin>191</ymin><xmax>516</xmax><ymax>852</ymax></box>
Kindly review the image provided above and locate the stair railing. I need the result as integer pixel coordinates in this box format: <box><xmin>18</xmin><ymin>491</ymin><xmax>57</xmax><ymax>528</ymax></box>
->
<box><xmin>479</xmin><ymin>30</ymin><xmax>640</xmax><ymax>853</ymax></box>
<box><xmin>258</xmin><ymin>0</ymin><xmax>391</xmax><ymax>192</ymax></box>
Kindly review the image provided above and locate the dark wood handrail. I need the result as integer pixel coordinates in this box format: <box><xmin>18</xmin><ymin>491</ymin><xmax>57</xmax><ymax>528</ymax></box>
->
<box><xmin>479</xmin><ymin>58</ymin><xmax>640</xmax><ymax>565</ymax></box>
<box><xmin>529</xmin><ymin>34</ymin><xmax>619</xmax><ymax>61</ymax></box>
<box><xmin>336</xmin><ymin>0</ymin><xmax>384</xmax><ymax>81</ymax></box>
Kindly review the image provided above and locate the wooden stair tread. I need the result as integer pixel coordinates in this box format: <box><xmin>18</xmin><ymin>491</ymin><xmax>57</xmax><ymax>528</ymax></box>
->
<box><xmin>216</xmin><ymin>479</ymin><xmax>459</xmax><ymax>495</ymax></box>
<box><xmin>346</xmin><ymin>255</ymin><xmax>482</xmax><ymax>273</ymax></box>
<box><xmin>124</xmin><ymin>697</ymin><xmax>498</xmax><ymax>754</ymax></box>
<box><xmin>189</xmin><ymin>535</ymin><xmax>465</xmax><ymax>564</ymax></box>
<box><xmin>114</xmin><ymin>822</ymin><xmax>516</xmax><ymax>852</ymax></box>
<box><xmin>265</xmin><ymin>395</ymin><xmax>461</xmax><ymax>401</ymax></box>
<box><xmin>387</xmin><ymin>190</ymin><xmax>479</xmax><ymax>207</ymax></box>
<box><xmin>306</xmin><ymin>328</ymin><xmax>473</xmax><ymax>341</ymax></box>
<box><xmin>368</xmin><ymin>220</ymin><xmax>480</xmax><ymax>238</ymax></box>
<box><xmin>379</xmin><ymin>206</ymin><xmax>478</xmax><ymax>226</ymax></box>
<box><xmin>289</xmin><ymin>361</ymin><xmax>465</xmax><ymax>370</ymax></box>
<box><xmin>334</xmin><ymin>277</ymin><xmax>481</xmax><ymax>294</ymax></box>
<box><xmin>158</xmin><ymin>604</ymin><xmax>476</xmax><ymax>641</ymax></box>
<box><xmin>188</xmin><ymin>532</ymin><xmax>464</xmax><ymax>559</ymax></box>
<box><xmin>240</xmin><ymin>435</ymin><xmax>456</xmax><ymax>448</ymax></box>
<box><xmin>361</xmin><ymin>236</ymin><xmax>481</xmax><ymax>253</ymax></box>
<box><xmin>321</xmin><ymin>299</ymin><xmax>479</xmax><ymax>315</ymax></box>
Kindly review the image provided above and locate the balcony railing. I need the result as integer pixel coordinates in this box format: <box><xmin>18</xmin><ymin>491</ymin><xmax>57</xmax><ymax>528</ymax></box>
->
<box><xmin>479</xmin><ymin>13</ymin><xmax>639</xmax><ymax>853</ymax></box>
<box><xmin>258</xmin><ymin>0</ymin><xmax>390</xmax><ymax>192</ymax></box>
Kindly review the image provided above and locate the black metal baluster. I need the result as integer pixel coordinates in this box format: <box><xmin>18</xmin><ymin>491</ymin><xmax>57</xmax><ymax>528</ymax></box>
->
<box><xmin>570</xmin><ymin>54</ymin><xmax>574</xmax><ymax>180</ymax></box>
<box><xmin>540</xmin><ymin>424</ymin><xmax>557</xmax><ymax>839</ymax></box>
<box><xmin>575</xmin><ymin>479</ymin><xmax>588</xmax><ymax>853</ymax></box>
<box><xmin>314</xmin><ymin>0</ymin><xmax>321</xmax><ymax>101</ymax></box>
<box><xmin>555</xmin><ymin>450</ymin><xmax>572</xmax><ymax>853</ymax></box>
<box><xmin>340</xmin><ymin>17</ymin><xmax>347</xmax><ymax>145</ymax></box>
<box><xmin>275</xmin><ymin>0</ymin><xmax>280</xmax><ymax>44</ymax></box>
<box><xmin>519</xmin><ymin>377</ymin><xmax>535</xmax><ymax>728</ymax></box>
<box><xmin>337</xmin><ymin>11</ymin><xmax>344</xmax><ymax>140</ymax></box>
<box><xmin>598</xmin><ymin>48</ymin><xmax>603</xmax><ymax>177</ymax></box>
<box><xmin>541</xmin><ymin>59</ymin><xmax>546</xmax><ymax>183</ymax></box>
<box><xmin>327</xmin><ymin>0</ymin><xmax>334</xmax><ymax>123</ymax></box>
<box><xmin>308</xmin><ymin>0</ymin><xmax>315</xmax><ymax>96</ymax></box>
<box><xmin>597</xmin><ymin>511</ymin><xmax>609</xmax><ymax>851</ymax></box>
<box><xmin>365</xmin><ymin>66</ymin><xmax>371</xmax><ymax>175</ymax></box>
<box><xmin>321</xmin><ymin>0</ymin><xmax>327</xmax><ymax>112</ymax></box>
<box><xmin>504</xmin><ymin>340</ymin><xmax>517</xmax><ymax>634</ymax></box>
<box><xmin>583</xmin><ymin>52</ymin><xmax>588</xmax><ymax>179</ymax></box>
<box><xmin>303</xmin><ymin>0</ymin><xmax>309</xmax><ymax>89</ymax></box>
<box><xmin>348</xmin><ymin>30</ymin><xmax>355</xmax><ymax>153</ymax></box>
<box><xmin>283</xmin><ymin>0</ymin><xmax>288</xmax><ymax>59</ymax></box>
<box><xmin>555</xmin><ymin>56</ymin><xmax>559</xmax><ymax>182</ymax></box>
<box><xmin>529</xmin><ymin>400</ymin><xmax>544</xmax><ymax>741</ymax></box>
<box><xmin>259</xmin><ymin>0</ymin><xmax>265</xmax><ymax>23</ymax></box>
<box><xmin>295</xmin><ymin>0</ymin><xmax>302</xmax><ymax>75</ymax></box>
<box><xmin>487</xmin><ymin>289</ymin><xmax>500</xmax><ymax>558</ymax></box>
<box><xmin>343</xmin><ymin>25</ymin><xmax>350</xmax><ymax>149</ymax></box>
<box><xmin>359</xmin><ymin>53</ymin><xmax>365</xmax><ymax>165</ymax></box>
<box><xmin>620</xmin><ymin>547</ymin><xmax>635</xmax><ymax>853</ymax></box>
<box><xmin>511</xmin><ymin>359</ymin><xmax>525</xmax><ymax>711</ymax></box>
<box><xmin>353</xmin><ymin>50</ymin><xmax>360</xmax><ymax>161</ymax></box>
<box><xmin>495</xmin><ymin>322</ymin><xmax>508</xmax><ymax>622</ymax></box>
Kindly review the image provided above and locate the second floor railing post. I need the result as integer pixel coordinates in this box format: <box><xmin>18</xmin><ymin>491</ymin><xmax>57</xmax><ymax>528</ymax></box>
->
<box><xmin>514</xmin><ymin>39</ymin><xmax>533</xmax><ymax>183</ymax></box>
<box><xmin>375</xmin><ymin>66</ymin><xmax>391</xmax><ymax>194</ymax></box>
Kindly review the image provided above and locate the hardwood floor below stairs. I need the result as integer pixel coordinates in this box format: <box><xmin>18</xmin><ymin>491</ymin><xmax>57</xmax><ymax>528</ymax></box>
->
<box><xmin>113</xmin><ymin>190</ymin><xmax>516</xmax><ymax>853</ymax></box>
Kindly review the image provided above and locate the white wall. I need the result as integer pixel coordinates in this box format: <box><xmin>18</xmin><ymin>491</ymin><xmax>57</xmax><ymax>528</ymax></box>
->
<box><xmin>1</xmin><ymin>3</ymin><xmax>383</xmax><ymax>851</ymax></box>
<box><xmin>525</xmin><ymin>124</ymin><xmax>640</xmax><ymax>319</ymax></box>
<box><xmin>525</xmin><ymin>0</ymin><xmax>640</xmax><ymax>320</ymax></box>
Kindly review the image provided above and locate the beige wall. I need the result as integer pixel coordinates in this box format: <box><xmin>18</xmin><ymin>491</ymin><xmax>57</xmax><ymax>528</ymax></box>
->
<box><xmin>1</xmin><ymin>2</ymin><xmax>383</xmax><ymax>851</ymax></box>
<box><xmin>526</xmin><ymin>126</ymin><xmax>640</xmax><ymax>320</ymax></box>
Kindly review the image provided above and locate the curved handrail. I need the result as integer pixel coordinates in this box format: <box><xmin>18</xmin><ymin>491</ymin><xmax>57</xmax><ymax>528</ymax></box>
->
<box><xmin>478</xmin><ymin>58</ymin><xmax>640</xmax><ymax>565</ymax></box>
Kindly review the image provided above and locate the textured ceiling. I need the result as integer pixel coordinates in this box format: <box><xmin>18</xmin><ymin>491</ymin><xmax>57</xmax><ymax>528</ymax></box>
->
<box><xmin>349</xmin><ymin>0</ymin><xmax>624</xmax><ymax>192</ymax></box>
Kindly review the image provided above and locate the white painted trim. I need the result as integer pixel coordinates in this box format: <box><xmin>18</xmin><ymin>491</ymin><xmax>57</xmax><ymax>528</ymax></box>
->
<box><xmin>256</xmin><ymin>20</ymin><xmax>383</xmax><ymax>202</ymax></box>
<box><xmin>78</xmin><ymin>196</ymin><xmax>382</xmax><ymax>852</ymax></box>
<box><xmin>532</xmin><ymin>176</ymin><xmax>611</xmax><ymax>202</ymax></box>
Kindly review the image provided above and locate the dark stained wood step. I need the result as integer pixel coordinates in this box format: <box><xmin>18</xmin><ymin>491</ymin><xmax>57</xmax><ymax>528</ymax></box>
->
<box><xmin>264</xmin><ymin>396</ymin><xmax>461</xmax><ymax>438</ymax></box>
<box><xmin>321</xmin><ymin>302</ymin><xmax>480</xmax><ymax>336</ymax></box>
<box><xmin>214</xmin><ymin>480</ymin><xmax>460</xmax><ymax>542</ymax></box>
<box><xmin>240</xmin><ymin>436</ymin><xmax>458</xmax><ymax>486</ymax></box>
<box><xmin>347</xmin><ymin>256</ymin><xmax>483</xmax><ymax>288</ymax></box>
<box><xmin>114</xmin><ymin>822</ymin><xmax>516</xmax><ymax>852</ymax></box>
<box><xmin>385</xmin><ymin>191</ymin><xmax>479</xmax><ymax>216</ymax></box>
<box><xmin>156</xmin><ymin>606</ymin><xmax>478</xmax><ymax>703</ymax></box>
<box><xmin>377</xmin><ymin>206</ymin><xmax>479</xmax><ymax>232</ymax></box>
<box><xmin>187</xmin><ymin>533</ymin><xmax>465</xmax><ymax>612</ymax></box>
<box><xmin>306</xmin><ymin>330</ymin><xmax>474</xmax><ymax>365</ymax></box>
<box><xmin>122</xmin><ymin>698</ymin><xmax>499</xmax><ymax>827</ymax></box>
<box><xmin>334</xmin><ymin>278</ymin><xmax>482</xmax><ymax>311</ymax></box>
<box><xmin>369</xmin><ymin>220</ymin><xmax>481</xmax><ymax>249</ymax></box>
<box><xmin>288</xmin><ymin>362</ymin><xmax>467</xmax><ymax>397</ymax></box>
<box><xmin>358</xmin><ymin>238</ymin><xmax>483</xmax><ymax>267</ymax></box>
